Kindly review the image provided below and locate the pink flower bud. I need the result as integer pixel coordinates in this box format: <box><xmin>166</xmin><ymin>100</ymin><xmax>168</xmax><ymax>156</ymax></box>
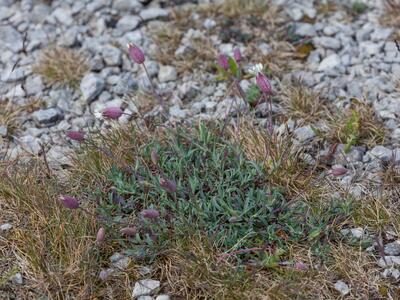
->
<box><xmin>127</xmin><ymin>43</ymin><xmax>145</xmax><ymax>64</ymax></box>
<box><xmin>96</xmin><ymin>227</ymin><xmax>105</xmax><ymax>245</ymax></box>
<box><xmin>151</xmin><ymin>148</ymin><xmax>159</xmax><ymax>165</ymax></box>
<box><xmin>120</xmin><ymin>227</ymin><xmax>137</xmax><ymax>237</ymax></box>
<box><xmin>233</xmin><ymin>48</ymin><xmax>242</xmax><ymax>63</ymax></box>
<box><xmin>218</xmin><ymin>54</ymin><xmax>229</xmax><ymax>70</ymax></box>
<box><xmin>66</xmin><ymin>130</ymin><xmax>85</xmax><ymax>142</ymax></box>
<box><xmin>256</xmin><ymin>73</ymin><xmax>272</xmax><ymax>94</ymax></box>
<box><xmin>141</xmin><ymin>209</ymin><xmax>160</xmax><ymax>219</ymax></box>
<box><xmin>294</xmin><ymin>262</ymin><xmax>308</xmax><ymax>271</ymax></box>
<box><xmin>331</xmin><ymin>166</ymin><xmax>348</xmax><ymax>176</ymax></box>
<box><xmin>159</xmin><ymin>177</ymin><xmax>177</xmax><ymax>193</ymax></box>
<box><xmin>102</xmin><ymin>107</ymin><xmax>123</xmax><ymax>120</ymax></box>
<box><xmin>59</xmin><ymin>195</ymin><xmax>79</xmax><ymax>209</ymax></box>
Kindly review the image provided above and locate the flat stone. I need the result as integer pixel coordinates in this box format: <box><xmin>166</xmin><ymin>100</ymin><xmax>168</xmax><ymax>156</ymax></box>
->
<box><xmin>334</xmin><ymin>280</ymin><xmax>350</xmax><ymax>296</ymax></box>
<box><xmin>0</xmin><ymin>26</ymin><xmax>23</xmax><ymax>52</ymax></box>
<box><xmin>52</xmin><ymin>7</ymin><xmax>74</xmax><ymax>26</ymax></box>
<box><xmin>138</xmin><ymin>296</ymin><xmax>153</xmax><ymax>300</ymax></box>
<box><xmin>294</xmin><ymin>126</ymin><xmax>315</xmax><ymax>142</ymax></box>
<box><xmin>378</xmin><ymin>256</ymin><xmax>400</xmax><ymax>268</ymax></box>
<box><xmin>113</xmin><ymin>0</ymin><xmax>142</xmax><ymax>11</ymax></box>
<box><xmin>156</xmin><ymin>296</ymin><xmax>170</xmax><ymax>300</ymax></box>
<box><xmin>33</xmin><ymin>108</ymin><xmax>62</xmax><ymax>125</ymax></box>
<box><xmin>318</xmin><ymin>54</ymin><xmax>341</xmax><ymax>71</ymax></box>
<box><xmin>158</xmin><ymin>66</ymin><xmax>177</xmax><ymax>83</ymax></box>
<box><xmin>1</xmin><ymin>66</ymin><xmax>31</xmax><ymax>82</ymax></box>
<box><xmin>295</xmin><ymin>23</ymin><xmax>317</xmax><ymax>37</ymax></box>
<box><xmin>139</xmin><ymin>8</ymin><xmax>169</xmax><ymax>21</ymax></box>
<box><xmin>0</xmin><ymin>223</ymin><xmax>12</xmax><ymax>231</ymax></box>
<box><xmin>11</xmin><ymin>273</ymin><xmax>23</xmax><ymax>285</ymax></box>
<box><xmin>0</xmin><ymin>125</ymin><xmax>7</xmax><ymax>137</ymax></box>
<box><xmin>384</xmin><ymin>241</ymin><xmax>400</xmax><ymax>256</ymax></box>
<box><xmin>25</xmin><ymin>76</ymin><xmax>44</xmax><ymax>96</ymax></box>
<box><xmin>102</xmin><ymin>45</ymin><xmax>122</xmax><ymax>66</ymax></box>
<box><xmin>116</xmin><ymin>15</ymin><xmax>141</xmax><ymax>33</ymax></box>
<box><xmin>169</xmin><ymin>105</ymin><xmax>187</xmax><ymax>119</ymax></box>
<box><xmin>132</xmin><ymin>279</ymin><xmax>160</xmax><ymax>297</ymax></box>
<box><xmin>18</xmin><ymin>135</ymin><xmax>41</xmax><ymax>154</ymax></box>
<box><xmin>80</xmin><ymin>73</ymin><xmax>105</xmax><ymax>103</ymax></box>
<box><xmin>313</xmin><ymin>37</ymin><xmax>341</xmax><ymax>50</ymax></box>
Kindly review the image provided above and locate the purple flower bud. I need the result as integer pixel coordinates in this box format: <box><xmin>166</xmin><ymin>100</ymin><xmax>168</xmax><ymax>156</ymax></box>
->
<box><xmin>102</xmin><ymin>107</ymin><xmax>123</xmax><ymax>120</ymax></box>
<box><xmin>151</xmin><ymin>148</ymin><xmax>159</xmax><ymax>165</ymax></box>
<box><xmin>233</xmin><ymin>48</ymin><xmax>242</xmax><ymax>63</ymax></box>
<box><xmin>127</xmin><ymin>43</ymin><xmax>145</xmax><ymax>64</ymax></box>
<box><xmin>120</xmin><ymin>227</ymin><xmax>137</xmax><ymax>237</ymax></box>
<box><xmin>294</xmin><ymin>262</ymin><xmax>308</xmax><ymax>271</ymax></box>
<box><xmin>256</xmin><ymin>73</ymin><xmax>272</xmax><ymax>94</ymax></box>
<box><xmin>66</xmin><ymin>130</ymin><xmax>85</xmax><ymax>142</ymax></box>
<box><xmin>160</xmin><ymin>177</ymin><xmax>177</xmax><ymax>193</ymax></box>
<box><xmin>96</xmin><ymin>227</ymin><xmax>105</xmax><ymax>245</ymax></box>
<box><xmin>218</xmin><ymin>54</ymin><xmax>229</xmax><ymax>70</ymax></box>
<box><xmin>59</xmin><ymin>195</ymin><xmax>79</xmax><ymax>210</ymax></box>
<box><xmin>331</xmin><ymin>166</ymin><xmax>348</xmax><ymax>176</ymax></box>
<box><xmin>141</xmin><ymin>209</ymin><xmax>160</xmax><ymax>219</ymax></box>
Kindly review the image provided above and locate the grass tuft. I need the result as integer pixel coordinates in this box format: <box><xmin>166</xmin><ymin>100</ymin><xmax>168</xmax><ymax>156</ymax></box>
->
<box><xmin>33</xmin><ymin>47</ymin><xmax>89</xmax><ymax>89</ymax></box>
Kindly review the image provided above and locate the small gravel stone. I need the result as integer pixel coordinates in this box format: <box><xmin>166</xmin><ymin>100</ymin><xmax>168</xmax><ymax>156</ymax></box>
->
<box><xmin>33</xmin><ymin>108</ymin><xmax>62</xmax><ymax>125</ymax></box>
<box><xmin>11</xmin><ymin>273</ymin><xmax>23</xmax><ymax>285</ymax></box>
<box><xmin>384</xmin><ymin>241</ymin><xmax>400</xmax><ymax>256</ymax></box>
<box><xmin>132</xmin><ymin>279</ymin><xmax>160</xmax><ymax>297</ymax></box>
<box><xmin>80</xmin><ymin>73</ymin><xmax>105</xmax><ymax>103</ymax></box>
<box><xmin>334</xmin><ymin>280</ymin><xmax>350</xmax><ymax>296</ymax></box>
<box><xmin>318</xmin><ymin>54</ymin><xmax>341</xmax><ymax>71</ymax></box>
<box><xmin>102</xmin><ymin>45</ymin><xmax>122</xmax><ymax>66</ymax></box>
<box><xmin>294</xmin><ymin>126</ymin><xmax>315</xmax><ymax>142</ymax></box>
<box><xmin>156</xmin><ymin>296</ymin><xmax>170</xmax><ymax>300</ymax></box>
<box><xmin>139</xmin><ymin>8</ymin><xmax>169</xmax><ymax>21</ymax></box>
<box><xmin>0</xmin><ymin>223</ymin><xmax>13</xmax><ymax>231</ymax></box>
<box><xmin>378</xmin><ymin>256</ymin><xmax>400</xmax><ymax>268</ymax></box>
<box><xmin>116</xmin><ymin>15</ymin><xmax>141</xmax><ymax>33</ymax></box>
<box><xmin>158</xmin><ymin>66</ymin><xmax>177</xmax><ymax>83</ymax></box>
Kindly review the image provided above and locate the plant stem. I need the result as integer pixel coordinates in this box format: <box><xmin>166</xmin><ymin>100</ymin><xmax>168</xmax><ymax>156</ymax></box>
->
<box><xmin>142</xmin><ymin>63</ymin><xmax>164</xmax><ymax>107</ymax></box>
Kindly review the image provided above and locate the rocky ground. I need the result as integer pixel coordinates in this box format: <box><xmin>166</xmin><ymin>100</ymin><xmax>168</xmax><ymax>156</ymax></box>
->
<box><xmin>1</xmin><ymin>0</ymin><xmax>400</xmax><ymax>298</ymax></box>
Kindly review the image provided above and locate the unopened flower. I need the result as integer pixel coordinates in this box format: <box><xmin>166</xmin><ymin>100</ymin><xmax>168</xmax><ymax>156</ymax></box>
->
<box><xmin>159</xmin><ymin>177</ymin><xmax>177</xmax><ymax>193</ymax></box>
<box><xmin>127</xmin><ymin>43</ymin><xmax>145</xmax><ymax>64</ymax></box>
<box><xmin>120</xmin><ymin>227</ymin><xmax>137</xmax><ymax>237</ymax></box>
<box><xmin>59</xmin><ymin>195</ymin><xmax>79</xmax><ymax>209</ymax></box>
<box><xmin>96</xmin><ymin>227</ymin><xmax>106</xmax><ymax>245</ymax></box>
<box><xmin>294</xmin><ymin>262</ymin><xmax>308</xmax><ymax>271</ymax></box>
<box><xmin>102</xmin><ymin>107</ymin><xmax>123</xmax><ymax>120</ymax></box>
<box><xmin>256</xmin><ymin>72</ymin><xmax>272</xmax><ymax>94</ymax></box>
<box><xmin>66</xmin><ymin>130</ymin><xmax>85</xmax><ymax>142</ymax></box>
<box><xmin>331</xmin><ymin>166</ymin><xmax>348</xmax><ymax>176</ymax></box>
<box><xmin>151</xmin><ymin>148</ymin><xmax>159</xmax><ymax>165</ymax></box>
<box><xmin>141</xmin><ymin>209</ymin><xmax>160</xmax><ymax>219</ymax></box>
<box><xmin>218</xmin><ymin>54</ymin><xmax>229</xmax><ymax>70</ymax></box>
<box><xmin>233</xmin><ymin>48</ymin><xmax>242</xmax><ymax>63</ymax></box>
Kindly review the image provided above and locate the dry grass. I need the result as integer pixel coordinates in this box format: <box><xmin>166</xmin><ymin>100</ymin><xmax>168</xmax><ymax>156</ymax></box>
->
<box><xmin>0</xmin><ymin>98</ymin><xmax>43</xmax><ymax>139</ymax></box>
<box><xmin>325</xmin><ymin>99</ymin><xmax>386</xmax><ymax>151</ymax></box>
<box><xmin>380</xmin><ymin>0</ymin><xmax>400</xmax><ymax>31</ymax></box>
<box><xmin>33</xmin><ymin>47</ymin><xmax>89</xmax><ymax>89</ymax></box>
<box><xmin>280</xmin><ymin>84</ymin><xmax>328</xmax><ymax>123</ymax></box>
<box><xmin>216</xmin><ymin>0</ymin><xmax>269</xmax><ymax>17</ymax></box>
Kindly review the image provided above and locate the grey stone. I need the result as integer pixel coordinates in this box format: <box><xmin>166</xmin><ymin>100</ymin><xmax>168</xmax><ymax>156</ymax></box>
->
<box><xmin>139</xmin><ymin>8</ymin><xmax>169</xmax><ymax>21</ymax></box>
<box><xmin>313</xmin><ymin>37</ymin><xmax>341</xmax><ymax>50</ymax></box>
<box><xmin>112</xmin><ymin>73</ymin><xmax>137</xmax><ymax>95</ymax></box>
<box><xmin>113</xmin><ymin>0</ymin><xmax>142</xmax><ymax>11</ymax></box>
<box><xmin>158</xmin><ymin>66</ymin><xmax>177</xmax><ymax>83</ymax></box>
<box><xmin>33</xmin><ymin>108</ymin><xmax>62</xmax><ymax>125</ymax></box>
<box><xmin>18</xmin><ymin>135</ymin><xmax>41</xmax><ymax>154</ymax></box>
<box><xmin>0</xmin><ymin>7</ymin><xmax>13</xmax><ymax>21</ymax></box>
<box><xmin>378</xmin><ymin>256</ymin><xmax>400</xmax><ymax>268</ymax></box>
<box><xmin>25</xmin><ymin>76</ymin><xmax>44</xmax><ymax>96</ymax></box>
<box><xmin>382</xmin><ymin>268</ymin><xmax>400</xmax><ymax>280</ymax></box>
<box><xmin>116</xmin><ymin>15</ymin><xmax>141</xmax><ymax>33</ymax></box>
<box><xmin>0</xmin><ymin>26</ymin><xmax>23</xmax><ymax>52</ymax></box>
<box><xmin>334</xmin><ymin>281</ymin><xmax>350</xmax><ymax>296</ymax></box>
<box><xmin>132</xmin><ymin>279</ymin><xmax>160</xmax><ymax>297</ymax></box>
<box><xmin>368</xmin><ymin>146</ymin><xmax>395</xmax><ymax>162</ymax></box>
<box><xmin>47</xmin><ymin>146</ymin><xmax>73</xmax><ymax>168</ymax></box>
<box><xmin>323</xmin><ymin>25</ymin><xmax>339</xmax><ymax>36</ymax></box>
<box><xmin>80</xmin><ymin>73</ymin><xmax>105</xmax><ymax>103</ymax></box>
<box><xmin>156</xmin><ymin>296</ymin><xmax>170</xmax><ymax>300</ymax></box>
<box><xmin>102</xmin><ymin>45</ymin><xmax>122</xmax><ymax>66</ymax></box>
<box><xmin>371</xmin><ymin>28</ymin><xmax>393</xmax><ymax>42</ymax></box>
<box><xmin>360</xmin><ymin>41</ymin><xmax>383</xmax><ymax>56</ymax></box>
<box><xmin>295</xmin><ymin>23</ymin><xmax>317</xmax><ymax>37</ymax></box>
<box><xmin>11</xmin><ymin>273</ymin><xmax>23</xmax><ymax>285</ymax></box>
<box><xmin>1</xmin><ymin>66</ymin><xmax>31</xmax><ymax>83</ymax></box>
<box><xmin>384</xmin><ymin>241</ymin><xmax>400</xmax><ymax>256</ymax></box>
<box><xmin>294</xmin><ymin>126</ymin><xmax>315</xmax><ymax>142</ymax></box>
<box><xmin>113</xmin><ymin>257</ymin><xmax>131</xmax><ymax>270</ymax></box>
<box><xmin>0</xmin><ymin>125</ymin><xmax>7</xmax><ymax>137</ymax></box>
<box><xmin>0</xmin><ymin>223</ymin><xmax>12</xmax><ymax>231</ymax></box>
<box><xmin>52</xmin><ymin>7</ymin><xmax>74</xmax><ymax>26</ymax></box>
<box><xmin>318</xmin><ymin>54</ymin><xmax>341</xmax><ymax>71</ymax></box>
<box><xmin>169</xmin><ymin>105</ymin><xmax>187</xmax><ymax>119</ymax></box>
<box><xmin>138</xmin><ymin>296</ymin><xmax>153</xmax><ymax>300</ymax></box>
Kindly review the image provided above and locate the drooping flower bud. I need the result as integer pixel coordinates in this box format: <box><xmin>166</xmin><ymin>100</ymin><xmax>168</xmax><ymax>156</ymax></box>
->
<box><xmin>59</xmin><ymin>195</ymin><xmax>80</xmax><ymax>209</ymax></box>
<box><xmin>150</xmin><ymin>148</ymin><xmax>159</xmax><ymax>165</ymax></box>
<box><xmin>331</xmin><ymin>166</ymin><xmax>348</xmax><ymax>176</ymax></box>
<box><xmin>141</xmin><ymin>209</ymin><xmax>160</xmax><ymax>219</ymax></box>
<box><xmin>66</xmin><ymin>130</ymin><xmax>85</xmax><ymax>142</ymax></box>
<box><xmin>96</xmin><ymin>227</ymin><xmax>106</xmax><ymax>245</ymax></box>
<box><xmin>127</xmin><ymin>43</ymin><xmax>145</xmax><ymax>64</ymax></box>
<box><xmin>159</xmin><ymin>177</ymin><xmax>177</xmax><ymax>193</ymax></box>
<box><xmin>102</xmin><ymin>107</ymin><xmax>123</xmax><ymax>120</ymax></box>
<box><xmin>218</xmin><ymin>54</ymin><xmax>229</xmax><ymax>70</ymax></box>
<box><xmin>233</xmin><ymin>48</ymin><xmax>242</xmax><ymax>63</ymax></box>
<box><xmin>256</xmin><ymin>72</ymin><xmax>272</xmax><ymax>94</ymax></box>
<box><xmin>120</xmin><ymin>227</ymin><xmax>137</xmax><ymax>237</ymax></box>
